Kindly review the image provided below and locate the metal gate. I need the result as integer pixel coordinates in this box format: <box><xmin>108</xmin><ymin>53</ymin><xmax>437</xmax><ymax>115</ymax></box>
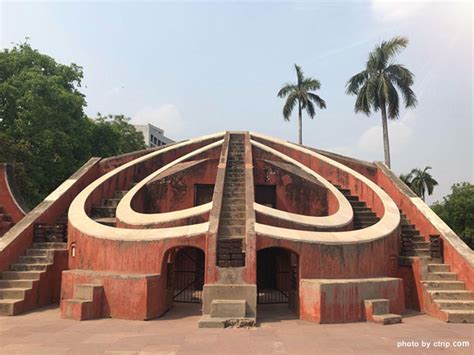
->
<box><xmin>173</xmin><ymin>248</ymin><xmax>204</xmax><ymax>303</ymax></box>
<box><xmin>257</xmin><ymin>248</ymin><xmax>298</xmax><ymax>304</ymax></box>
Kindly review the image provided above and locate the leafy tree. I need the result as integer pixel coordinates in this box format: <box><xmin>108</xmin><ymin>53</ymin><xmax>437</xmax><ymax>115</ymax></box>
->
<box><xmin>0</xmin><ymin>42</ymin><xmax>146</xmax><ymax>207</ymax></box>
<box><xmin>90</xmin><ymin>114</ymin><xmax>145</xmax><ymax>157</ymax></box>
<box><xmin>432</xmin><ymin>183</ymin><xmax>474</xmax><ymax>249</ymax></box>
<box><xmin>346</xmin><ymin>37</ymin><xmax>417</xmax><ymax>168</ymax></box>
<box><xmin>277</xmin><ymin>64</ymin><xmax>326</xmax><ymax>145</ymax></box>
<box><xmin>400</xmin><ymin>166</ymin><xmax>438</xmax><ymax>201</ymax></box>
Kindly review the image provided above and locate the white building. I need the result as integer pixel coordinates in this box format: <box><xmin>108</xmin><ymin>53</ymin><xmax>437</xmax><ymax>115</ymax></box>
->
<box><xmin>133</xmin><ymin>124</ymin><xmax>174</xmax><ymax>148</ymax></box>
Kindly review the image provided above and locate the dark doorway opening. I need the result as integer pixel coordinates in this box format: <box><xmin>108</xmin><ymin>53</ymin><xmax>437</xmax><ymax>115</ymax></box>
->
<box><xmin>194</xmin><ymin>184</ymin><xmax>214</xmax><ymax>206</ymax></box>
<box><xmin>255</xmin><ymin>185</ymin><xmax>276</xmax><ymax>208</ymax></box>
<box><xmin>257</xmin><ymin>248</ymin><xmax>298</xmax><ymax>311</ymax></box>
<box><xmin>172</xmin><ymin>247</ymin><xmax>205</xmax><ymax>303</ymax></box>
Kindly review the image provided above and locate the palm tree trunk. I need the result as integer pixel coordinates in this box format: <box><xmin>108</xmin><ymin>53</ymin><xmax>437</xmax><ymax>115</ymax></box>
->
<box><xmin>381</xmin><ymin>104</ymin><xmax>391</xmax><ymax>168</ymax></box>
<box><xmin>298</xmin><ymin>101</ymin><xmax>303</xmax><ymax>145</ymax></box>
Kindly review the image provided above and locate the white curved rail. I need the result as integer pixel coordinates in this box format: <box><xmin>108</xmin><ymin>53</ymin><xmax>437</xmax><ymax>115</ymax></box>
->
<box><xmin>251</xmin><ymin>139</ymin><xmax>353</xmax><ymax>229</ymax></box>
<box><xmin>116</xmin><ymin>140</ymin><xmax>223</xmax><ymax>226</ymax></box>
<box><xmin>250</xmin><ymin>132</ymin><xmax>400</xmax><ymax>244</ymax></box>
<box><xmin>68</xmin><ymin>132</ymin><xmax>225</xmax><ymax>241</ymax></box>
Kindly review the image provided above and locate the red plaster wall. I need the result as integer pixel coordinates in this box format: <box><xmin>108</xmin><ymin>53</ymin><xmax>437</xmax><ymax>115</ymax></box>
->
<box><xmin>0</xmin><ymin>164</ymin><xmax>26</xmax><ymax>223</ymax></box>
<box><xmin>299</xmin><ymin>278</ymin><xmax>404</xmax><ymax>323</ymax></box>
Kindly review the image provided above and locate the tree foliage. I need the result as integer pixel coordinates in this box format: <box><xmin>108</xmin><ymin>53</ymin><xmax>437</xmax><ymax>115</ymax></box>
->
<box><xmin>346</xmin><ymin>37</ymin><xmax>417</xmax><ymax>167</ymax></box>
<box><xmin>0</xmin><ymin>42</ymin><xmax>145</xmax><ymax>207</ymax></box>
<box><xmin>277</xmin><ymin>64</ymin><xmax>326</xmax><ymax>144</ymax></box>
<box><xmin>400</xmin><ymin>166</ymin><xmax>438</xmax><ymax>201</ymax></box>
<box><xmin>431</xmin><ymin>183</ymin><xmax>474</xmax><ymax>249</ymax></box>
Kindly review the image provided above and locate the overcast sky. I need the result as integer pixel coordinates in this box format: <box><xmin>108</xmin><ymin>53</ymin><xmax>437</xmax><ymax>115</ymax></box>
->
<box><xmin>1</xmin><ymin>0</ymin><xmax>472</xmax><ymax>203</ymax></box>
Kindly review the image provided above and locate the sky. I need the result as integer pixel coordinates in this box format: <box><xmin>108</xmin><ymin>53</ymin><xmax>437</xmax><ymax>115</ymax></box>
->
<box><xmin>1</xmin><ymin>0</ymin><xmax>472</xmax><ymax>203</ymax></box>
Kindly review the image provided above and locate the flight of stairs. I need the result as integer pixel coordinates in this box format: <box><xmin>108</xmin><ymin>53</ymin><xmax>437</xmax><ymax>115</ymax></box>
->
<box><xmin>0</xmin><ymin>242</ymin><xmax>67</xmax><ymax>315</ymax></box>
<box><xmin>0</xmin><ymin>205</ymin><xmax>15</xmax><ymax>236</ymax></box>
<box><xmin>33</xmin><ymin>214</ymin><xmax>68</xmax><ymax>242</ymax></box>
<box><xmin>90</xmin><ymin>187</ymin><xmax>133</xmax><ymax>227</ymax></box>
<box><xmin>399</xmin><ymin>213</ymin><xmax>474</xmax><ymax>323</ymax></box>
<box><xmin>334</xmin><ymin>185</ymin><xmax>379</xmax><ymax>230</ymax></box>
<box><xmin>217</xmin><ymin>134</ymin><xmax>246</xmax><ymax>267</ymax></box>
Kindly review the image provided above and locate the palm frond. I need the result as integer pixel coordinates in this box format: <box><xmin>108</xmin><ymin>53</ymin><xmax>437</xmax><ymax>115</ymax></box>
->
<box><xmin>294</xmin><ymin>64</ymin><xmax>304</xmax><ymax>86</ymax></box>
<box><xmin>308</xmin><ymin>92</ymin><xmax>326</xmax><ymax>109</ymax></box>
<box><xmin>282</xmin><ymin>92</ymin><xmax>298</xmax><ymax>121</ymax></box>
<box><xmin>380</xmin><ymin>37</ymin><xmax>409</xmax><ymax>62</ymax></box>
<box><xmin>301</xmin><ymin>78</ymin><xmax>321</xmax><ymax>91</ymax></box>
<box><xmin>277</xmin><ymin>83</ymin><xmax>297</xmax><ymax>98</ymax></box>
<box><xmin>354</xmin><ymin>82</ymin><xmax>371</xmax><ymax>115</ymax></box>
<box><xmin>346</xmin><ymin>70</ymin><xmax>368</xmax><ymax>95</ymax></box>
<box><xmin>305</xmin><ymin>100</ymin><xmax>316</xmax><ymax>118</ymax></box>
<box><xmin>386</xmin><ymin>79</ymin><xmax>400</xmax><ymax>119</ymax></box>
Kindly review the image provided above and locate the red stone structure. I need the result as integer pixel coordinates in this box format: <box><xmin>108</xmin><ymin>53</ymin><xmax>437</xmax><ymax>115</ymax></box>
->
<box><xmin>0</xmin><ymin>131</ymin><xmax>473</xmax><ymax>325</ymax></box>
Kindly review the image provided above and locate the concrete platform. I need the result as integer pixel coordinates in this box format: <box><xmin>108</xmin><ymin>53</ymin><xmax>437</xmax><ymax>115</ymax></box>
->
<box><xmin>0</xmin><ymin>304</ymin><xmax>473</xmax><ymax>354</ymax></box>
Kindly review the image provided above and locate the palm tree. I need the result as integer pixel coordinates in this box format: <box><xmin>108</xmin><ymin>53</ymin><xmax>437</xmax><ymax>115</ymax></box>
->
<box><xmin>410</xmin><ymin>166</ymin><xmax>438</xmax><ymax>201</ymax></box>
<box><xmin>277</xmin><ymin>64</ymin><xmax>326</xmax><ymax>145</ymax></box>
<box><xmin>346</xmin><ymin>37</ymin><xmax>417</xmax><ymax>168</ymax></box>
<box><xmin>400</xmin><ymin>166</ymin><xmax>438</xmax><ymax>201</ymax></box>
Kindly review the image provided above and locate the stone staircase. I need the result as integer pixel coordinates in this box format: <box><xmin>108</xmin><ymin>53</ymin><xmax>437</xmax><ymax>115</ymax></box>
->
<box><xmin>217</xmin><ymin>134</ymin><xmax>246</xmax><ymax>267</ymax></box>
<box><xmin>364</xmin><ymin>299</ymin><xmax>402</xmax><ymax>325</ymax></box>
<box><xmin>0</xmin><ymin>205</ymin><xmax>15</xmax><ymax>236</ymax></box>
<box><xmin>0</xmin><ymin>242</ymin><xmax>67</xmax><ymax>315</ymax></box>
<box><xmin>62</xmin><ymin>284</ymin><xmax>103</xmax><ymax>320</ymax></box>
<box><xmin>399</xmin><ymin>213</ymin><xmax>474</xmax><ymax>323</ymax></box>
<box><xmin>334</xmin><ymin>185</ymin><xmax>379</xmax><ymax>230</ymax></box>
<box><xmin>33</xmin><ymin>214</ymin><xmax>68</xmax><ymax>242</ymax></box>
<box><xmin>90</xmin><ymin>187</ymin><xmax>133</xmax><ymax>227</ymax></box>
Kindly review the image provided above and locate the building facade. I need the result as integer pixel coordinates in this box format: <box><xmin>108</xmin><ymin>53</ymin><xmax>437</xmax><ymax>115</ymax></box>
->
<box><xmin>133</xmin><ymin>123</ymin><xmax>174</xmax><ymax>147</ymax></box>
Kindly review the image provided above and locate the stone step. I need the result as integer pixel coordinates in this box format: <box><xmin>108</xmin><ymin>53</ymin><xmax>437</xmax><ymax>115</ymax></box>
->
<box><xmin>422</xmin><ymin>281</ymin><xmax>465</xmax><ymax>290</ymax></box>
<box><xmin>426</xmin><ymin>272</ymin><xmax>457</xmax><ymax>281</ymax></box>
<box><xmin>220</xmin><ymin>211</ymin><xmax>245</xmax><ymax>219</ymax></box>
<box><xmin>91</xmin><ymin>206</ymin><xmax>116</xmax><ymax>218</ymax></box>
<box><xmin>25</xmin><ymin>249</ymin><xmax>49</xmax><ymax>257</ymax></box>
<box><xmin>219</xmin><ymin>218</ymin><xmax>246</xmax><ymax>226</ymax></box>
<box><xmin>223</xmin><ymin>192</ymin><xmax>245</xmax><ymax>199</ymax></box>
<box><xmin>221</xmin><ymin>205</ymin><xmax>245</xmax><ymax>212</ymax></box>
<box><xmin>401</xmin><ymin>230</ymin><xmax>420</xmax><ymax>237</ymax></box>
<box><xmin>18</xmin><ymin>256</ymin><xmax>50</xmax><ymax>264</ymax></box>
<box><xmin>435</xmin><ymin>300</ymin><xmax>474</xmax><ymax>310</ymax></box>
<box><xmin>0</xmin><ymin>279</ymin><xmax>34</xmax><ymax>288</ymax></box>
<box><xmin>428</xmin><ymin>290</ymin><xmax>473</xmax><ymax>300</ymax></box>
<box><xmin>350</xmin><ymin>201</ymin><xmax>367</xmax><ymax>208</ymax></box>
<box><xmin>365</xmin><ymin>299</ymin><xmax>389</xmax><ymax>315</ymax></box>
<box><xmin>102</xmin><ymin>198</ymin><xmax>121</xmax><ymax>208</ymax></box>
<box><xmin>0</xmin><ymin>299</ymin><xmax>23</xmax><ymax>316</ymax></box>
<box><xmin>1</xmin><ymin>271</ymin><xmax>42</xmax><ymax>280</ymax></box>
<box><xmin>114</xmin><ymin>190</ymin><xmax>128</xmax><ymax>199</ymax></box>
<box><xmin>412</xmin><ymin>241</ymin><xmax>430</xmax><ymax>248</ymax></box>
<box><xmin>371</xmin><ymin>313</ymin><xmax>402</xmax><ymax>325</ymax></box>
<box><xmin>428</xmin><ymin>264</ymin><xmax>450</xmax><ymax>272</ymax></box>
<box><xmin>31</xmin><ymin>242</ymin><xmax>67</xmax><ymax>250</ymax></box>
<box><xmin>403</xmin><ymin>249</ymin><xmax>430</xmax><ymax>257</ymax></box>
<box><xmin>10</xmin><ymin>263</ymin><xmax>49</xmax><ymax>272</ymax></box>
<box><xmin>219</xmin><ymin>226</ymin><xmax>245</xmax><ymax>236</ymax></box>
<box><xmin>222</xmin><ymin>198</ymin><xmax>246</xmax><ymax>204</ymax></box>
<box><xmin>410</xmin><ymin>236</ymin><xmax>425</xmax><ymax>242</ymax></box>
<box><xmin>0</xmin><ymin>288</ymin><xmax>29</xmax><ymax>299</ymax></box>
<box><xmin>444</xmin><ymin>310</ymin><xmax>474</xmax><ymax>323</ymax></box>
<box><xmin>210</xmin><ymin>299</ymin><xmax>246</xmax><ymax>318</ymax></box>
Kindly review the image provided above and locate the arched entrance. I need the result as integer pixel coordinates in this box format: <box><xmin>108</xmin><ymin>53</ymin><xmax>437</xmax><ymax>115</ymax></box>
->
<box><xmin>257</xmin><ymin>247</ymin><xmax>299</xmax><ymax>312</ymax></box>
<box><xmin>170</xmin><ymin>247</ymin><xmax>205</xmax><ymax>304</ymax></box>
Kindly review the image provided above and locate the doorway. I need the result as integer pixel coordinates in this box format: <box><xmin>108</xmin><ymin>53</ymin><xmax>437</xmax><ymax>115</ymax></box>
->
<box><xmin>172</xmin><ymin>247</ymin><xmax>205</xmax><ymax>303</ymax></box>
<box><xmin>257</xmin><ymin>248</ymin><xmax>298</xmax><ymax>311</ymax></box>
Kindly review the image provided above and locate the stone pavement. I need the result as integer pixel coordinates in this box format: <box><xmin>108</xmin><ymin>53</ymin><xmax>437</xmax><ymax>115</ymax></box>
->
<box><xmin>0</xmin><ymin>304</ymin><xmax>473</xmax><ymax>354</ymax></box>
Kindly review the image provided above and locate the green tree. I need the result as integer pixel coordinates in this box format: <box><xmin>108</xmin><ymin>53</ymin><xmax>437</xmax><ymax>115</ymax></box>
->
<box><xmin>0</xmin><ymin>42</ymin><xmax>146</xmax><ymax>207</ymax></box>
<box><xmin>277</xmin><ymin>64</ymin><xmax>326</xmax><ymax>145</ymax></box>
<box><xmin>400</xmin><ymin>166</ymin><xmax>438</xmax><ymax>201</ymax></box>
<box><xmin>90</xmin><ymin>114</ymin><xmax>146</xmax><ymax>157</ymax></box>
<box><xmin>0</xmin><ymin>41</ymin><xmax>91</xmax><ymax>205</ymax></box>
<box><xmin>432</xmin><ymin>183</ymin><xmax>474</xmax><ymax>249</ymax></box>
<box><xmin>346</xmin><ymin>37</ymin><xmax>417</xmax><ymax>168</ymax></box>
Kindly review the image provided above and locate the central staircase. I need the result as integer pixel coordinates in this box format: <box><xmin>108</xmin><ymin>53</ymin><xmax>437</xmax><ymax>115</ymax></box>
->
<box><xmin>217</xmin><ymin>134</ymin><xmax>246</xmax><ymax>267</ymax></box>
<box><xmin>334</xmin><ymin>185</ymin><xmax>379</xmax><ymax>229</ymax></box>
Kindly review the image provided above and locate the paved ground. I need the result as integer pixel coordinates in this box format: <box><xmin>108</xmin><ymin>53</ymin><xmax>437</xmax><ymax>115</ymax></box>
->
<box><xmin>1</xmin><ymin>304</ymin><xmax>473</xmax><ymax>354</ymax></box>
